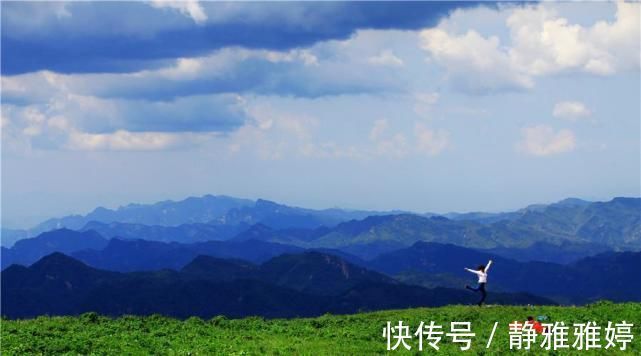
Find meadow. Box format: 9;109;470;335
2;302;640;355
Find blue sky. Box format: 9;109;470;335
1;1;639;228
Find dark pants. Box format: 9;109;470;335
466;283;487;306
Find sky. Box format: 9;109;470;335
1;1;640;228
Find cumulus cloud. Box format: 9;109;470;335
227;107;321;160
420;28;533;93
420;1;640;93
508;1;639;76
367;119;409;158
229;115;450;161
0;30;414;153
368;119;450;159
553;101;591;121
517;125;576;156
369;119;389;141
1;93;249;152
414;123;449;156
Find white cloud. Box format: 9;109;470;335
419;28;533;93
553;101;591;121
375;133;409;158
264;49;319;66
419;1;640;93
517;125;576;156
414;123;449;156
150;0;207;24
369;119;389;141
507;1;639;76
1;98;233;152
368;50;404;67
1;30;414;155
66;130;196;151
2;41;399;104
22;108;46;136
227;107;320;160
367;119;409;158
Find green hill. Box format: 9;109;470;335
3;302;640;355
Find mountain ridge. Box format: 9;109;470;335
1;252;555;319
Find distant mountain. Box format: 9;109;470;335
366;241;641;304
483;241;611;264
1;229;108;269
444;211;521;224
1;252;555;319
244;198;640;254
24;195;404;242
80;221;250;243
180;252;390;296
32;195;254;235
232;223;330;244
393;271;471;290
9;196;639;261
181;255;257;282
493;197;641;249
258;252;395;296
217;199;402;229
442;198;592;224
72;238;304;272
0;228;29;247
565;251;641;303
308;214;492;249
70;238;366;274
336;241;409;260
101;238;628;304
2;253;325;319
1;253;120;317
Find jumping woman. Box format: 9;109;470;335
464;259;492;306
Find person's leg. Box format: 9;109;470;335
478;283;487;306
466;284;480;292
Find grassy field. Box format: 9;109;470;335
2;302;640;355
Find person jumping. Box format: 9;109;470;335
464;259;492;306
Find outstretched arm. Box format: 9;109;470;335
465;268;481;275
485;260;493;273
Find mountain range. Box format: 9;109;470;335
232;197;640;253
1;194;639;319
3;228;639;306
1;252;555;319
368;241;641;304
1;229;108;269
3;195;639;253
2;196;639;269
2;195;405;245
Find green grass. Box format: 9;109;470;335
2;302;640;355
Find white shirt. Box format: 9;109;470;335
465;260;492;283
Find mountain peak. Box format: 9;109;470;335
30;252;90;271
260;251;395;295
255;199;280;207
554;198;591;207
